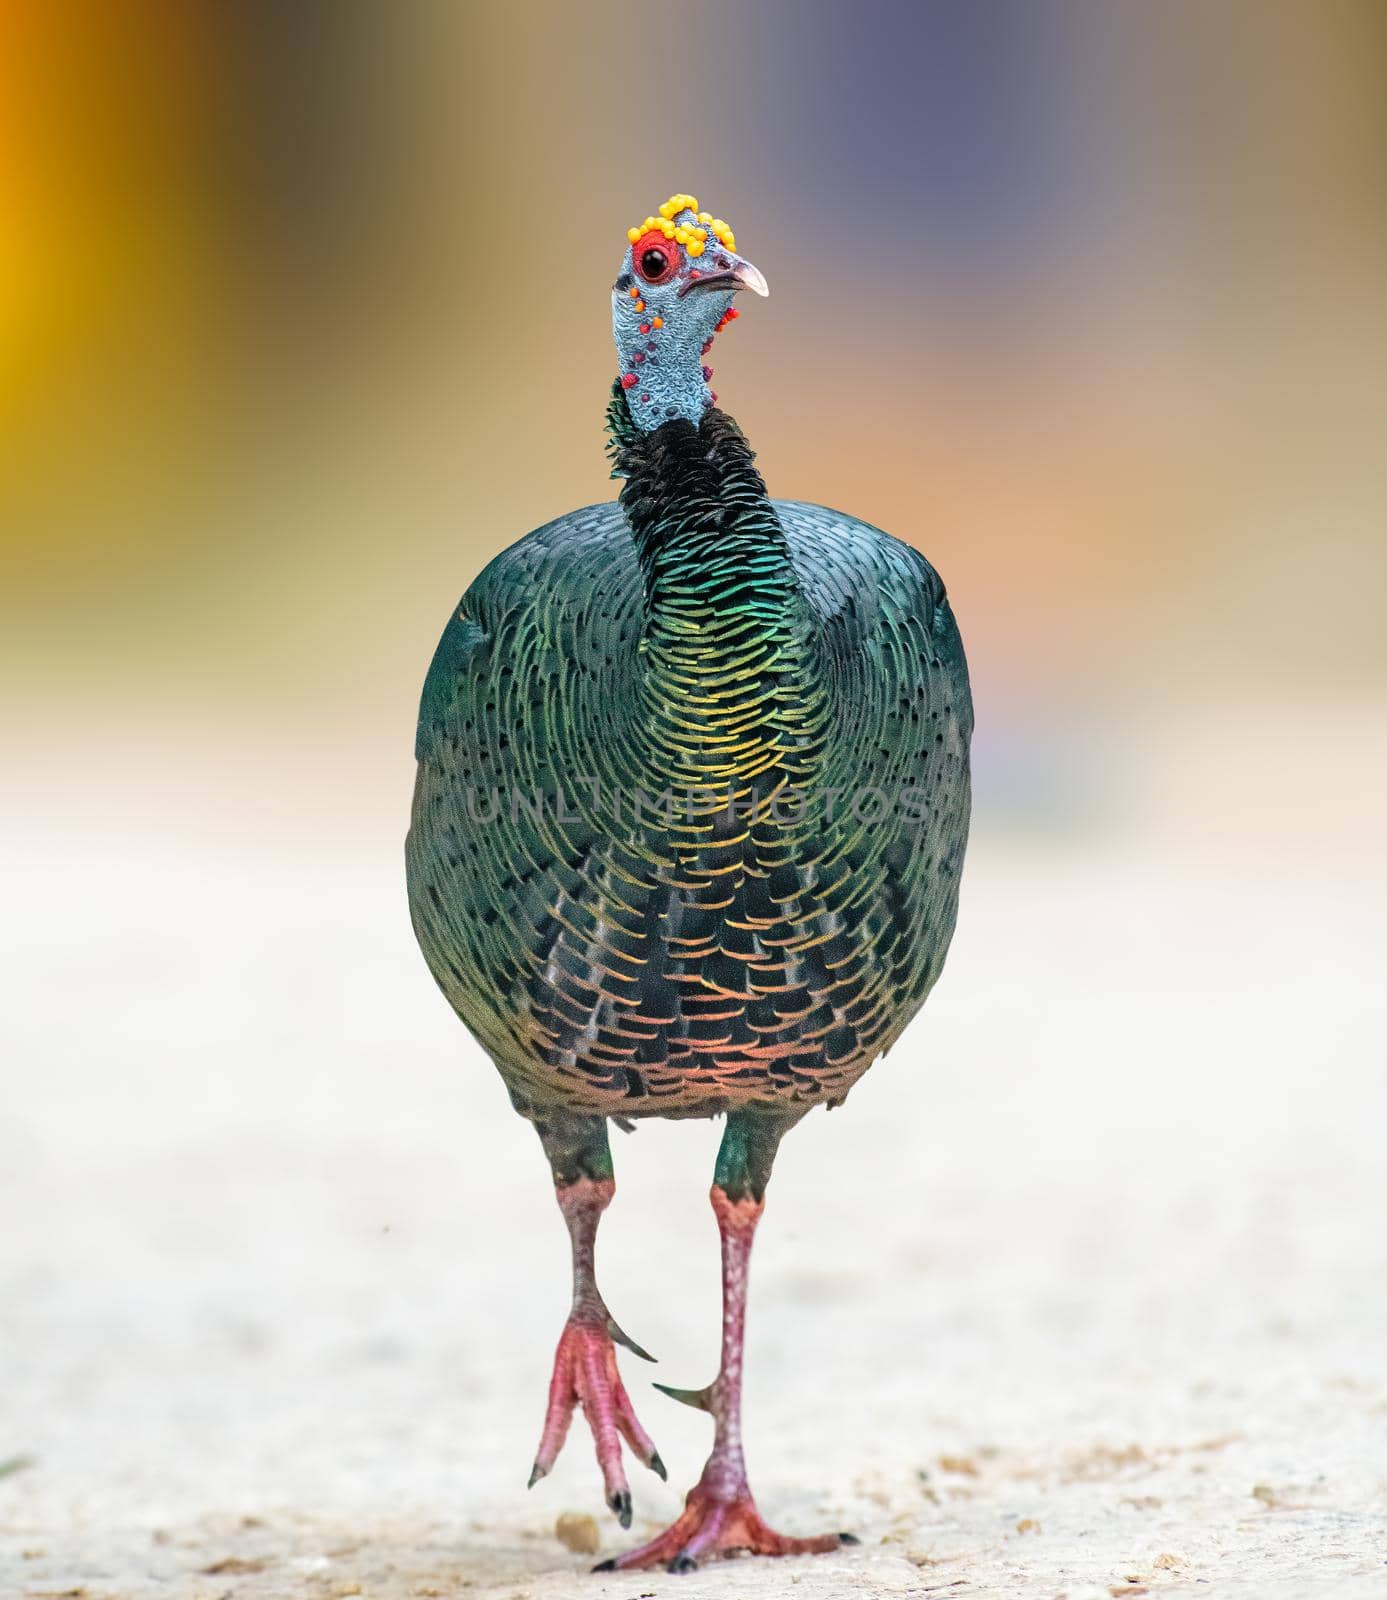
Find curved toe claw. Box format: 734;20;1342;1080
608;1487;633;1529
530;1314;664;1523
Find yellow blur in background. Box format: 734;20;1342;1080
4;0;1384;852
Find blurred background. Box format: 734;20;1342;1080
5;0;1385;829
3;3;1385;1595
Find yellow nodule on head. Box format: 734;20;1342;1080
626;193;735;256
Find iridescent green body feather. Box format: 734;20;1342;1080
407;389;971;1121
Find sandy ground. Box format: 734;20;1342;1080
3;777;1386;1599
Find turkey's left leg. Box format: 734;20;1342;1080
600;1108;855;1572
527;1112;665;1527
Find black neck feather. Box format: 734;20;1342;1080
611;393;800;611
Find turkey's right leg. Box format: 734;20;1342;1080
526;1113;665;1526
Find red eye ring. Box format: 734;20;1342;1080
631;228;679;286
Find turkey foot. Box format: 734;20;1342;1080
528;1312;665;1526
598;1175;855;1569
595;1469;853;1570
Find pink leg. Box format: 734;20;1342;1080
598;1185;856;1572
528;1177;665;1525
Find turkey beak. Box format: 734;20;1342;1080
678;255;770;299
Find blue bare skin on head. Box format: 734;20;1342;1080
612;194;768;430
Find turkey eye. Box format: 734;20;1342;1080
631;227;679;285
